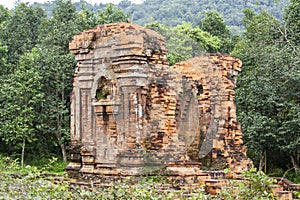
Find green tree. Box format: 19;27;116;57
0;5;10;26
0;48;44;167
147;22;203;65
199;11;230;39
280;0;300;175
96;3;130;24
0;41;8;76
178;22;221;52
37;0;78;162
147;22;221;65
118;0;290;32
284;0;300;45
233;10;282;171
76;3;99;31
0;3;45;66
31;0;290;34
233;8;300;174
76;3;130;31
199;11;236;53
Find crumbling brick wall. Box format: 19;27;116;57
171;55;251;172
66;22;251;177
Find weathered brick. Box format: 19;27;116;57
67;22;252;178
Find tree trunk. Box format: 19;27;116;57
21;138;25;168
264;150;267;173
56;129;67;162
61;87;67;162
259;149;267;173
290;154;299;175
55;86;68;162
60;143;67;162
55;130;67;162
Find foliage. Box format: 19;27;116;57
0;156;76;199
0;5;10;25
76;3;130;31
284;0;300;45
233;6;300;174
147;22;221;65
178;22;221;52
96;3;130;24
0;48;44;166
216;168;276;199
285;171;300;184
199;11;237;53
147;22;198;65
0;157;289;199
100;0;289;35
0;3;45;66
76;3;99;30
35;0;78;163
21;156;69;174
0;156;204;199
27;0;290;35
0;41;8;76
199;11;230;39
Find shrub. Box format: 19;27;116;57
216;168;276;200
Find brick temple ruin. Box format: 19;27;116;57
66;22;252;178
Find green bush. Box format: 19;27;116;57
215;168;276;200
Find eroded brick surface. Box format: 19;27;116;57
66;22;252;177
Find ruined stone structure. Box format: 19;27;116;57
66;22;252;178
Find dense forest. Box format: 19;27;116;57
0;0;299;183
35;0;290;34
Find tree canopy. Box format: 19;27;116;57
33;0;290;35
233;5;300;175
0;0;298;180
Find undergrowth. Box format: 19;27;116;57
0;156;298;199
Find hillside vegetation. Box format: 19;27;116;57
35;0;290;34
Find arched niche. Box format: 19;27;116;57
91;68;117;101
